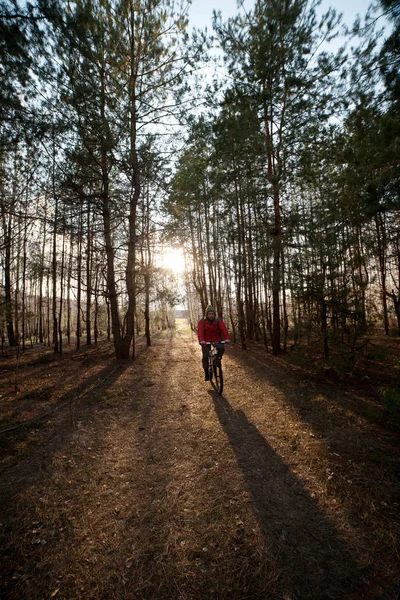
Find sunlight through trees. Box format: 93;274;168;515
0;0;398;359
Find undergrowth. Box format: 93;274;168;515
379;386;400;428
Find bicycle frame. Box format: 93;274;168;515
206;341;225;394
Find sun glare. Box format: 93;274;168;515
162;246;186;274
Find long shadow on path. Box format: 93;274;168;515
0;360;135;598
228;345;398;443
210;390;363;600
0;360;133;495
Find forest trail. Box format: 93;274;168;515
1;322;399;600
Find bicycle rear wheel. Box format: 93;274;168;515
213;357;223;395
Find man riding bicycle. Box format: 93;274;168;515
198;306;231;381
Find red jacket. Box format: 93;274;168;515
197;317;230;344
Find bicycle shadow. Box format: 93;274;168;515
208;390;361;599
209;378;222;395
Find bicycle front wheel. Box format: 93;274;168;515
208;354;213;381
213;357;223;395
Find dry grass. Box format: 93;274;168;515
0;331;399;599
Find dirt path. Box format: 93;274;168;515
1;325;399;599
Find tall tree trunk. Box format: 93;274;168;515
58;225;65;354
144;185;152;347
76;206;83;350
233;159;246;350
223;245;236;343
67;235;73;345
391;232;400;335
46;255;50;346
38;201;47;344
52;195;59;353
2;210;17;345
94;264;99;345
106;296;111;342
321;297;329;360
272;181;281;354
86;200;92;345
14;214;21;345
375;213;389;335
21;206;28;351
281;248;288;353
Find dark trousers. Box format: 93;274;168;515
202;344;225;372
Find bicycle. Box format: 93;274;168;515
206;341;225;395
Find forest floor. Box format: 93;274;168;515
0;320;399;600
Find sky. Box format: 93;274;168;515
187;0;377;34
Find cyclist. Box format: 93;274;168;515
198;306;231;381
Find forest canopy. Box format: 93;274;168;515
0;0;399;359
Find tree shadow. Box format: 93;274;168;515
229;345;395;436
226;347;400;481
0;358;137;599
0;360;132;495
209;390;362;599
